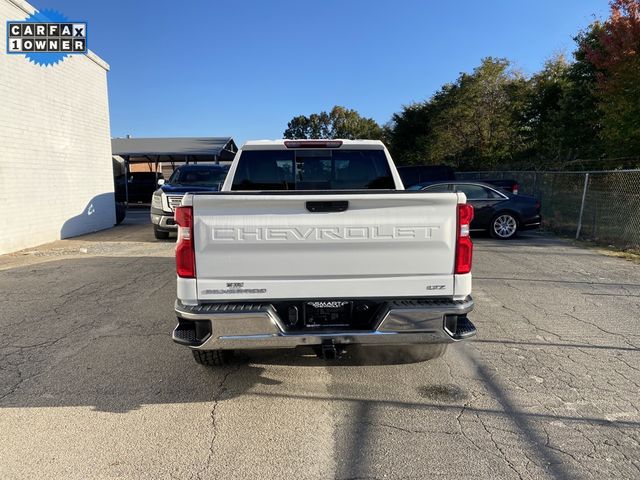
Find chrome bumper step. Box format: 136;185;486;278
173;297;475;350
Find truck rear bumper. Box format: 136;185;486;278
173;297;475;350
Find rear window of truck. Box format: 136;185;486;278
230;149;395;190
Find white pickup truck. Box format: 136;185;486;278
171;139;476;365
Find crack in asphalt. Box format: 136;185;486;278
0;331;169;402
195;364;242;480
500;301;564;343
484;419;526;480
352;419;459;437
565;313;640;347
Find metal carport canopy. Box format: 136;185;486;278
111;137;237;206
111;137;238;163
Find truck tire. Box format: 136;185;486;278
490;213;519;239
192;349;233;366
154;225;170;240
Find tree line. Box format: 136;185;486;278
283;0;640;171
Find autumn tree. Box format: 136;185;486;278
585;0;640;156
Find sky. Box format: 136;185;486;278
34;0;611;146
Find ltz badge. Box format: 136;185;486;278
6;9;87;66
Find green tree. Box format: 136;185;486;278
396;58;526;169
388;51;604;170
283;106;384;140
388;58;529;170
559;34;604;162
519;55;571;162
519;52;602;165
385;101;441;165
283;112;331;139
287;2;640;170
438;58;529;169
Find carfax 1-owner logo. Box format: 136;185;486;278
6;9;86;66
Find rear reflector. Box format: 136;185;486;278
175;206;195;278
284;140;343;149
455;204;474;274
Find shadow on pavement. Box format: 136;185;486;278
63;207;174;244
0;256;256;413
0;252;445;417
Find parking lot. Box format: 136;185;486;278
1;213;639;480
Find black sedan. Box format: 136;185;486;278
408;181;541;239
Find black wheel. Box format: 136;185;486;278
192;349;234;366
154;225;170;240
490;213;519;239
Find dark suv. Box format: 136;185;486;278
150;164;229;239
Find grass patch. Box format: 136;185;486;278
571;238;640;264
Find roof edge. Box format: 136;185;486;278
241;139;386;150
6;0;35;15
244;139;385;145
86;51;109;71
111;137;237;157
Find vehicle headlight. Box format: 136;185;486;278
151;192;163;209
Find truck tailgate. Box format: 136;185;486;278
192;192;459;301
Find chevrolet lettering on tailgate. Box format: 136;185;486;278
211;225;440;242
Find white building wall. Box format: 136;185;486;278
0;0;115;255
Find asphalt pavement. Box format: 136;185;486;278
0;214;638;479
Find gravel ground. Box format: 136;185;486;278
0;216;638;479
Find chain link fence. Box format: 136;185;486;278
456;170;640;250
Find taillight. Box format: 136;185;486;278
455;204;474;274
175;206;195;278
513;183;519;195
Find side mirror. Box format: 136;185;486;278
157;178;165;186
